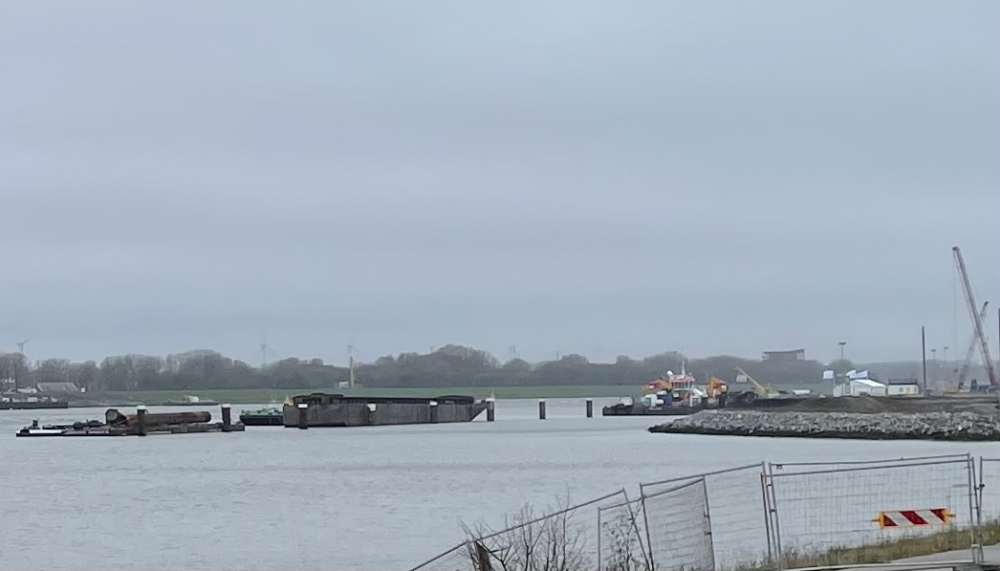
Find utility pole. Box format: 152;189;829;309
347;345;356;388
930;348;937;387
921;326;927;394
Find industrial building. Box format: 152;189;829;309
761;349;806;362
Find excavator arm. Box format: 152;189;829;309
735;367;774;398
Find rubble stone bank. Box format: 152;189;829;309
649;410;1000;441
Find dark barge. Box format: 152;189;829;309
16;407;244;437
284;393;488;428
0;400;69;411
602;402;703;416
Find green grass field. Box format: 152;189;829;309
101;385;639;405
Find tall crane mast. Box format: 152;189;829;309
957;302;989;387
953;246;997;387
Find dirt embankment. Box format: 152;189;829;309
731;394;1000;416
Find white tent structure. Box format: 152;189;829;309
833;378;887;397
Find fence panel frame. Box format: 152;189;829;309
598;493;650;571
641;462;770;571
765;456;978;571
641;476;715;571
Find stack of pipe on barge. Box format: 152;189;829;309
16;406;245;437
285;393;488;428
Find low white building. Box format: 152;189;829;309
886;378;921;396
833;379;887;397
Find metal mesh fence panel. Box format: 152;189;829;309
411;490;630;571
770;453;971;472
979;458;1000;524
641;463;768;571
641;478;714;571
767;457;977;569
598;497;648;571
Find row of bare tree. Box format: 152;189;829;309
0;344;847;393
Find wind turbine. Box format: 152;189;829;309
259;338;271;367
11;338;31;390
15;338;31;354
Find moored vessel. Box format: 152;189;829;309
603;367;729;417
0;399;69;410
284;393;487;427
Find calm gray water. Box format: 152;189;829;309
1;398;996;570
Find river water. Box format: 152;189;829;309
1;398;996;570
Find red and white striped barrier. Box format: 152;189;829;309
875;508;952;529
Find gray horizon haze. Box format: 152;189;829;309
1;1;997;366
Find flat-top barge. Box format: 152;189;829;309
284;393;487;428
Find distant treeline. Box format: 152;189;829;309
0;345;887;392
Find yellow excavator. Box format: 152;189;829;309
706;377;728;398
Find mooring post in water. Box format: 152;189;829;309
366;403;377;426
297;403;308;429
538;399;546;420
136;406;148;436
486;398;495;422
429;400;439;423
221;404;232;432
586;399;593;418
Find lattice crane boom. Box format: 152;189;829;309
953;246;997;387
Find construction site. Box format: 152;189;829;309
610;246;998;422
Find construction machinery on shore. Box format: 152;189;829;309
735;366;780;399
952;246;996;393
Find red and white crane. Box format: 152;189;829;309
953;246;997;389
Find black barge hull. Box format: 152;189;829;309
284;393;487;428
240;414;284;426
0;401;69;410
602;404;702;417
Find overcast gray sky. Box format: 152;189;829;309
0;1;996;365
